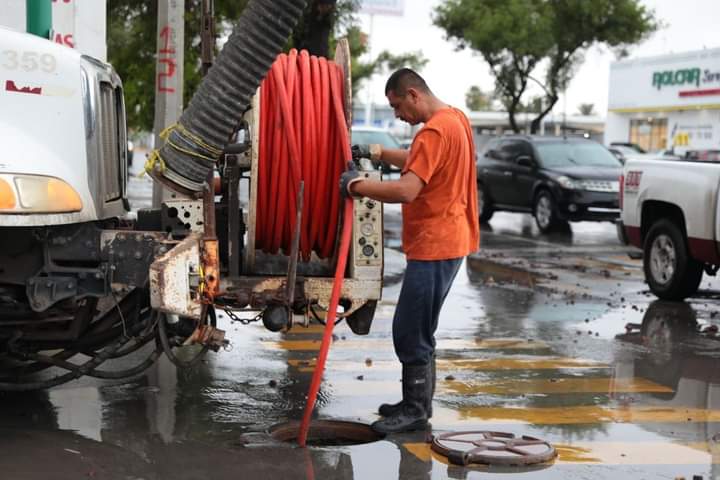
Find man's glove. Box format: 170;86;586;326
339;161;363;199
351;144;383;166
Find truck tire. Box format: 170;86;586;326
533;190;559;233
643;219;703;300
478;183;494;223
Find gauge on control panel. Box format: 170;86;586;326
361;223;375;236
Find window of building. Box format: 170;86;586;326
629;118;667;152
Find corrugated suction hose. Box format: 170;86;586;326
148;0;307;193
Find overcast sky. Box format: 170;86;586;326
357;0;720;117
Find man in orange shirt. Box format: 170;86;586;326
341;68;479;434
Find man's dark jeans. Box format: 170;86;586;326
392;257;463;366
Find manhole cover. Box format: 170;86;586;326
270;420;384;447
432;431;557;466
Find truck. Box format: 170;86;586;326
619;157;720;300
0;0;383;390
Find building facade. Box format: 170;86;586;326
606;48;720;155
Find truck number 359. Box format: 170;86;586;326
2;51;57;73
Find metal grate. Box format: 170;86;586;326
99;83;121;202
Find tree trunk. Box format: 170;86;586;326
507;95;522;133
294;0;337;57
529;95;558;134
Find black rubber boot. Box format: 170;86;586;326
378;371;407;417
371;364;429;434
379;356;436;418
378;398;403;417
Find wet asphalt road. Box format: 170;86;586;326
2;165;720;479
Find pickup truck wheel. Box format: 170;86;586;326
643;220;704;300
534;190;559;233
478;184;494;223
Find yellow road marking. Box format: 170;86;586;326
437;357;608;371
454;405;720;424
439;377;672;395
287;357;609;373
404;441;716;465
322;377;670;396
284;324;328;334
264;337;547;351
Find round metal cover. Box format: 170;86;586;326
431;431;557;466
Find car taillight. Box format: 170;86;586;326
619;174;624;209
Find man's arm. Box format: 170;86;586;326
349;171;424;204
380;148;410;169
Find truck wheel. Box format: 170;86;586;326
478;184;494;223
533;190;558;233
643;219;704;300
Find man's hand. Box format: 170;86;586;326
351;144;383;166
339;161;363;199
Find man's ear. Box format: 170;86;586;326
406;87;419;103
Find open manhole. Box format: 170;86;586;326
432;431;557;466
270;420;384;447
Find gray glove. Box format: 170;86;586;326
339;161;363;199
351;144;383;167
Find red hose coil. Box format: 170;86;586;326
257;49;349;260
258;49;355;447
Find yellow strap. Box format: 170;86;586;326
141;123;222;176
197;263;206;296
139;150;166;177
175;123;223;157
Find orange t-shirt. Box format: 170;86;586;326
401;107;479;260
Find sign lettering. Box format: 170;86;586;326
652;68;701;90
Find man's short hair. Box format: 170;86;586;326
385;68;430;96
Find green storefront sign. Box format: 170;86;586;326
652;68;701;90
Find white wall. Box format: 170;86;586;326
604;112;631;145
0;1;26;31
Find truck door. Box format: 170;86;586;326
716;176;720;259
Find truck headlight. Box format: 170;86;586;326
0;179;16;209
0;175;82;213
555;175;581;190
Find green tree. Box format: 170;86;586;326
108;1;249;132
578;103;596;115
433;0;658;133
109;0;426;131
465;85;495;111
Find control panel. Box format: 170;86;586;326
350;170;383;280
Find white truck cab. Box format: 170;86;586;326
1;26;128;226
620;157;720;300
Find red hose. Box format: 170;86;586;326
257;49;347;260
257;50;355;446
298;197;353;447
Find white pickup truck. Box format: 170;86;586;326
620;157;720;300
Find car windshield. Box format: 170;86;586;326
351;129;401;148
536;142;621;168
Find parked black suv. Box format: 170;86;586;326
476;136;622;232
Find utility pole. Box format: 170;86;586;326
152;0;185;207
200;0;215;76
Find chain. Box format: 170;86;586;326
223;308;263;325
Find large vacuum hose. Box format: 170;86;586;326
149;0;307;193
